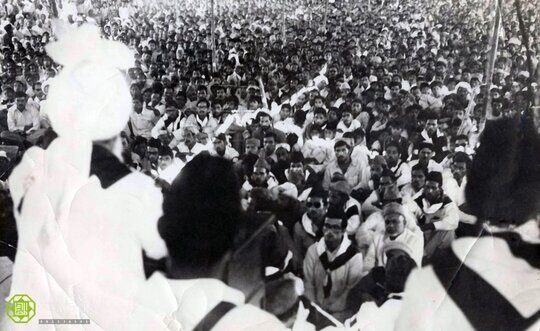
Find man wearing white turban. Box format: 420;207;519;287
3;23;166;330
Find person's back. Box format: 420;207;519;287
130;154;288;331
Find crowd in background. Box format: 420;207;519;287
0;0;539;328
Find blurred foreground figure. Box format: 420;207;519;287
396;115;540;330
3;24;166;330
130;154;297;330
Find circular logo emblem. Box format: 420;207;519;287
6;294;36;323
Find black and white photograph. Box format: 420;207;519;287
0;0;539;329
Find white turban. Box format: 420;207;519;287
44;23;134;141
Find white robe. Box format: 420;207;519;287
129;273;287;331
3;138;166;330
396;222;540;331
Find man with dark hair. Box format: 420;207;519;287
250;111;287;143
323;139;370;191
348;254;417;330
210;133;239;162
1;91;41;146
182;98;219;138
408;141;444;173
263;131;278;163
294;188;328;259
401;164;428;200
385;140;411;188
132;154;286;330
414;111;448;163
303;206;363;321
443;151;471;205
409;171;459;264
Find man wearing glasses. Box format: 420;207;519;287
294;188;328;259
303;207;364;322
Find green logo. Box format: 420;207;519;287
6;294;36;323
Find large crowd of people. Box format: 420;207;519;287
0;0;539;330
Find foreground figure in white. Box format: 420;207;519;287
2;24;166;330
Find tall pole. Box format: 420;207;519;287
323;0;328;32
210;0;216;73
482;0;502;119
282;0;286;42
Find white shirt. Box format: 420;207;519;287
130;108;157;138
7;103;40;133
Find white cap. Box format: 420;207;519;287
44;23;134;141
508;37;521;46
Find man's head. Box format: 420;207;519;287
213;133;227;155
245;138;260;155
158;146;174;170
313;107;327;126
252;164;269;186
14;91;27;111
323;207;347;250
384;141;401;167
423;171;443;203
182;129;196;147
306;189;328;224
158;154;241;274
334;140;351;164
341;108;354;125
424;111;439;135
451;152;470;182
258;112;273;130
147;138;162;164
379;168;397;195
418;142;435;164
263;132;277;155
196;99;210;118
279;104;292;120
383;202;407;237
385;254;417;294
411;164;428;191
329;178;351;207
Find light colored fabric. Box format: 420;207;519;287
323;160;370;191
6;141;166;330
303;237;363;315
396;233;540;331
129;273;287;331
366;228;424;267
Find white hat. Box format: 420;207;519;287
508;37;521;46
44;23;134;141
340;82;351;90
273;182;298;199
455;81;472;93
276;143;291;152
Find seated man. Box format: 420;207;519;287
303;207;364;322
401;164;428;200
323;139;370;192
366;202;424;268
408;171;459;265
241;156;279;200
130;154;286;330
294;188;328;259
384;140;411;189
328;176;363;237
209;133;239;162
1;91;43;147
346;253;417;331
